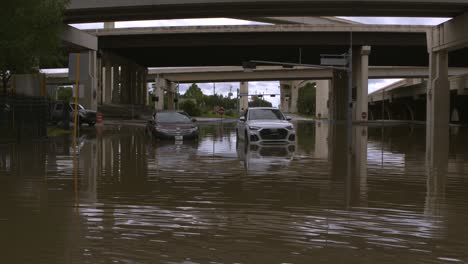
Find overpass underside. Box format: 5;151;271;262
94;28;468;68
65;0;468;23
369;90;468;124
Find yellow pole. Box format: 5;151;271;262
73;54;80;202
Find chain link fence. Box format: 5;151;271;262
0;95;48;142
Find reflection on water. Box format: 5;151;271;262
1;122;468;263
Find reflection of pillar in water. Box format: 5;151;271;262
352;125;368;207
79;139;98;203
111;136;121;183
314;121;329;159
120;134;148;186
328;124;351;206
329;124;349;180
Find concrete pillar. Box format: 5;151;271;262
111;65;120;104
353;46;371;122
279;81;291;113
120;64;130;104
352;125;368;206
154;76;165;111
103;62;112;104
290;81;299;113
240;81;249;112
130;66;137;105
97;56;103;105
329;70;349;121
104;22;115;29
315;80;330;119
69;51;98;110
314;121;329;159
135;70;141;105
82;51;98;110
426;50;450;167
167;81;176;110
142;69;148;105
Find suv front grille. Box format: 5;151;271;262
259;128;288;140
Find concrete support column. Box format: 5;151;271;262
111;65;120;104
239;81;249;112
352;125;368;206
120;64;128;104
167;82;176;110
154;76;165;111
135;70;141;105
70;50;98;111
290;81;299;113
353;46;371;122
142;69;148;105
426;50;450;165
355;46;371;121
97;56;103;105
104;22;115;29
315;80;330;119
314;121;329;159
329;70;348;121
279;81;291;113
131;66;138;105
103;61;112;104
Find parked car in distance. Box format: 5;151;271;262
237;107;295;144
146;111;199;140
50;101;97;126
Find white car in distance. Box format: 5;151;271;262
237;107;296;144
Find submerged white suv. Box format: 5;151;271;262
237;107;296;144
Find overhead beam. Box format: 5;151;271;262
45;66;468;85
431;12;468;52
61;25;98;51
65;0;468;23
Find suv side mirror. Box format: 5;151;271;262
191;118;197;122
239;116;246;122
286;116;292;121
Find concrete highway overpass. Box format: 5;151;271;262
90;25;468;68
367;74;468;122
45;66;468;85
65;0;468;23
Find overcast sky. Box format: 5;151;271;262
69;17;451;107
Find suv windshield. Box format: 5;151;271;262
157;112;191;123
249;109;285;121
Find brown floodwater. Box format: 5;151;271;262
0;121;467;264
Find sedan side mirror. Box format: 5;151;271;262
191;118;197;122
286;116;292;121
239;116;246;122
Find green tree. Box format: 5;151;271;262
249;96;272;107
0;0;69;94
297;82;316;115
183;83;204;103
180;99;202;117
57;86;73;102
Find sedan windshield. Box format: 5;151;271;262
249;109;285;121
157;112;191;123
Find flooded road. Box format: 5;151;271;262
1;122;467;263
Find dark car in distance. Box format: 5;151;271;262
146;111;199;140
50;101;97;126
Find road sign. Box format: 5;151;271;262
217;107;225;116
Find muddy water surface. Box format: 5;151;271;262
0;122;467;263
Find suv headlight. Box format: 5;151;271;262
286;125;294;130
249;126;261;130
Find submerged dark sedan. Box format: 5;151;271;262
146;111;199;140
